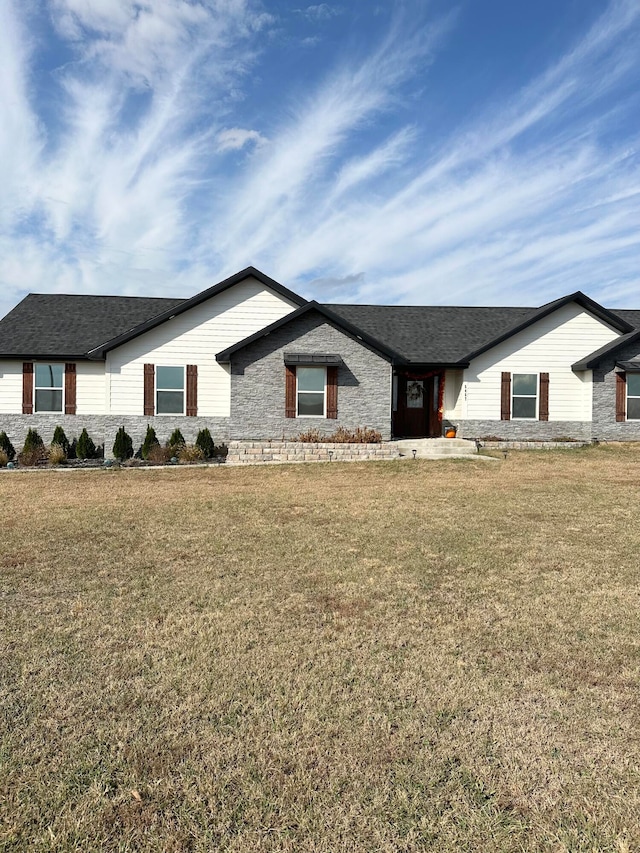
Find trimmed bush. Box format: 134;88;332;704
0;431;15;461
195;428;215;459
18;429;47;466
52;426;70;456
0;449;8;467
76;428;97;460
23;428;44;453
112;426;134;461
167;428;186;451
141;425;159;460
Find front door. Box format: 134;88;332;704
392;374;441;437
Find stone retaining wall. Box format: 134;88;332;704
225;440;399;465
479;440;591;450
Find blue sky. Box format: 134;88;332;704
1;0;639;320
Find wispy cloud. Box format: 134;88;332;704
0;0;639;322
216;127;268;152
295;4;343;23
207;1;640;309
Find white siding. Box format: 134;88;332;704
108;277;298;416
77;362;106;414
0;360;106;415
463;303;619;421
443;369;464;419
0;361;23;414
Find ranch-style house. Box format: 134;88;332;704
1;266;640;451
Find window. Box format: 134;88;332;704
512;373;537;419
406;380;424;409
35;363;63;412
156;366;185;414
297;366;326;416
627;373;640;419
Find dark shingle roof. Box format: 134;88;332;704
0;294;184;358
323;304;538;363
2;276;640;366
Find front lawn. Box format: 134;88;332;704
1;446;639;851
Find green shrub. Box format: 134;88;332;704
112;426;134;461
18;429;47;466
167;428;186;451
52;426;70;456
23;428;44;453
195;428;215;458
141;425;159;460
76;428;97;460
0;431;15;461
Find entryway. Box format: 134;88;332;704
392;371;444;438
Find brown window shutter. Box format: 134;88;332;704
22;362;34;414
186;365;198;416
326;366;338;419
285;365;296;418
500;372;511;420
144;364;155;416
64;363;77;414
616;372;626;422
539;372;549;421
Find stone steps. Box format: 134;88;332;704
393;437;481;459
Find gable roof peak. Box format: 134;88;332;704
87;266;307;358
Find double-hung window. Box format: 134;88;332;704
512;373;537;419
627;373;640;420
297;366;326;416
156;366;185;415
35;363;64;412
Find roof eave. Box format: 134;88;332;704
396;361;470;370
0;352;97;361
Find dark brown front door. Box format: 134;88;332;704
393;374;441;437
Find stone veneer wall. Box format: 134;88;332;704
456;420;592;441
0;414;231;457
592;339;640;441
229;312;393;440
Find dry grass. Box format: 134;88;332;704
1;444;640;852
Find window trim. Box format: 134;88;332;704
511;372;538;420
296;365;327;418
34;362;64;413
626;372;640;420
155;365;186;416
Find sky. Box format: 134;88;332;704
0;0;639;320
